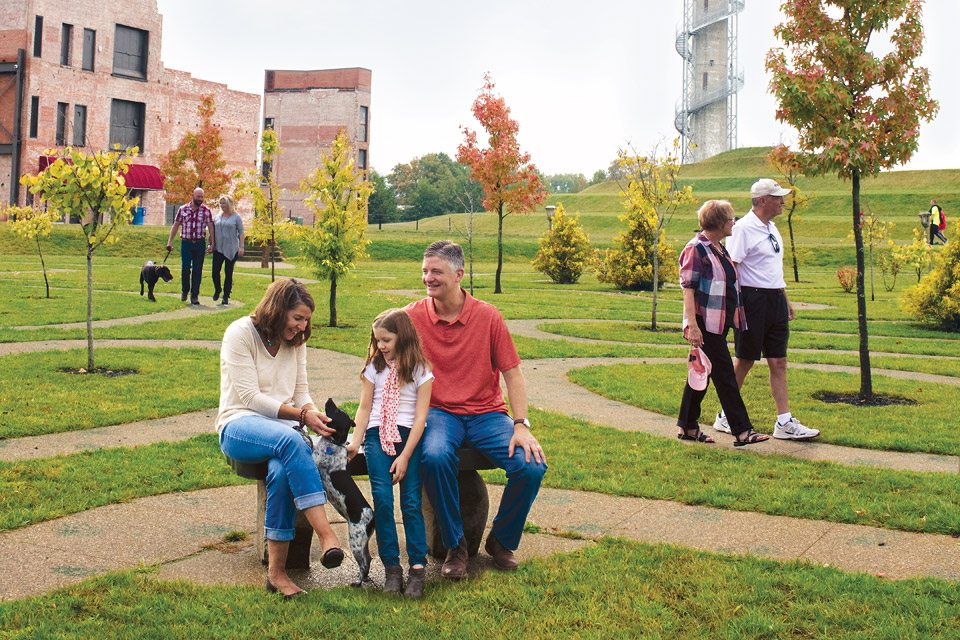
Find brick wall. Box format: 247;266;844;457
1;0;260;225
264;68;371;224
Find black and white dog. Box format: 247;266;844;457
139;261;173;302
308;398;375;586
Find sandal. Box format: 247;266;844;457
677;429;714;443
733;429;770;447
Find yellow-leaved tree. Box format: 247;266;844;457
235;129;292;281
596;139;695;329
298;129;373;327
532;204;590;284
21;147;140;369
7;204;61;298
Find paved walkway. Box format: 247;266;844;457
2;321;960;600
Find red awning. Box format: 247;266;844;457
38;156;165;191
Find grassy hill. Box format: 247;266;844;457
4;146;956;267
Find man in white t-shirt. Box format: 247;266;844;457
713;179;820;440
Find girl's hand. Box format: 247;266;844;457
684;325;703;348
390;456;409;485
304;410;334;437
345;442;361;461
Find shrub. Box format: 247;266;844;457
593;207;677;290
836;266;856;293
532;204;591;284
875;247;902;292
902;222;960;331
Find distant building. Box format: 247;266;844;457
674;0;744;163
0;0;261;224
263;68;371;224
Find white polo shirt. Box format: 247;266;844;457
726;210;787;289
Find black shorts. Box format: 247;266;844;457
734;287;789;361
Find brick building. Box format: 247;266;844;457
263;68;371;224
0;0;261;224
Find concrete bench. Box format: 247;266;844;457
225;446;496;568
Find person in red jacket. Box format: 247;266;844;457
930;200;948;245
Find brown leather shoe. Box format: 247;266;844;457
484;533;519;571
441;537;468;580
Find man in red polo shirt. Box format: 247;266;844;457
166;187;215;305
405;240;546;580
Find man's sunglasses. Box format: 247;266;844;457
769;233;780;253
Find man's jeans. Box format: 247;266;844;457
219;415;326;541
180;239;206;300
364;426;427;566
421;408;546;551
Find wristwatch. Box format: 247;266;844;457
513;418;531;428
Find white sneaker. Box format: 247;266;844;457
773;416;820;440
712;411;731;434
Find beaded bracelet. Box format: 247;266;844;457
299;406;308;429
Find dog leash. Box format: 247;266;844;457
161;248;171;266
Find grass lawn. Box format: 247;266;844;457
1;538;958;639
0;348;219;439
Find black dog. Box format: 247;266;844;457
140;261;173;302
308;398;375;586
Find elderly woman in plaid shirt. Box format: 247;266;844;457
677;200;769;447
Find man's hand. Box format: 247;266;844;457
787;299;795;321
166;243;173;252
206;244;214;255
508;425;545;465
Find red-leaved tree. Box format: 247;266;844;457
159;94;233;205
766;0;938;400
457;74;547;294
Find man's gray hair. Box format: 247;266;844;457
423;240;465;271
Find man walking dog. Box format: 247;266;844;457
167;187;215;305
713;179;820;441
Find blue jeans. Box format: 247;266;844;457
421;409;547;550
219;415;326;541
365;426;427;567
180;239;206;300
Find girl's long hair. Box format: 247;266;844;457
364;308;430;384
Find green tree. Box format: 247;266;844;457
367;169;398;228
766;0;938;400
7;204;61;298
298;128;373;327
532;204;591;284
159;94;232;205
589;169;607;186
546;173;588;194
457;73;547;294
21;147;140;369
609;140;695;329
893;228;935;283
846;208;892;302
902;222;960;331
235;130;291;281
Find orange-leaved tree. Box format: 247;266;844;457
457;73;547;294
766;0;938;400
159;94;233;205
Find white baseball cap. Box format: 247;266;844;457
751;178;791;198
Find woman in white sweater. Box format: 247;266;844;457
217;278;342;598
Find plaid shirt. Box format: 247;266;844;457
679;233;747;335
175;203;213;241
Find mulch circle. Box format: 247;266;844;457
813;391;917;407
58;367;138;377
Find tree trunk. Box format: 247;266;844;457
852;169;872;399
38;237;50;298
468;211;475;296
495;203;504;294
788;206;800;283
329;273;338;328
270;229;276;282
86;249;95;370
261;240;269;270
651;225;659;330
869;242;875;302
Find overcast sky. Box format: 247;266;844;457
156;0;957;176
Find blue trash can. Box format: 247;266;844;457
133;206;145;225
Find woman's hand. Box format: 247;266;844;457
303;410;334;437
684;325;703;348
390;455;409;485
345;442;361;461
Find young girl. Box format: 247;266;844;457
347;308;433;598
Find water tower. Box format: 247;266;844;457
675;0;744;163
